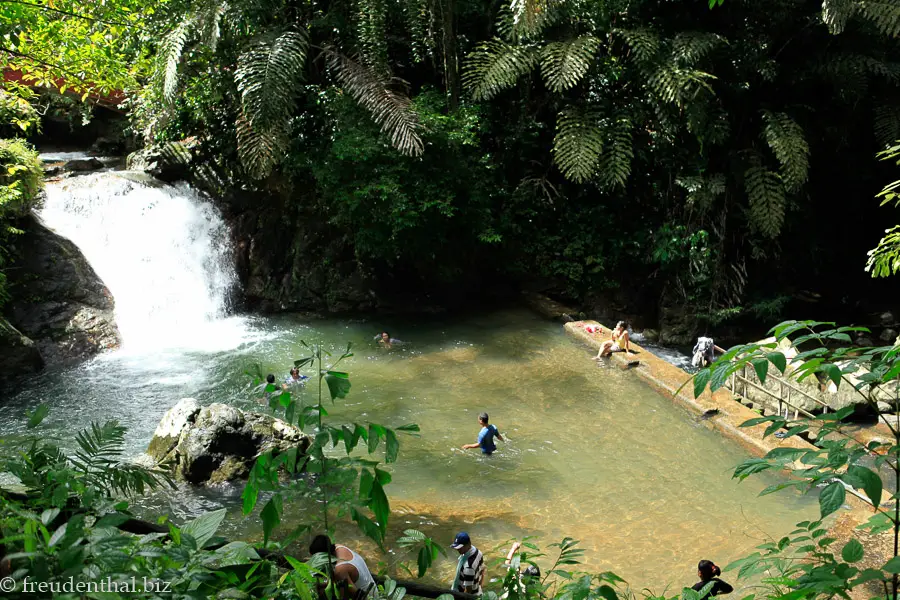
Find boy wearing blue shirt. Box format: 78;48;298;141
462;412;504;455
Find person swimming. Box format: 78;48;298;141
374;331;403;349
283;367;309;389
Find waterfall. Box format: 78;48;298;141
38;171;252;352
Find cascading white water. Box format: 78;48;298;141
39;171;253;352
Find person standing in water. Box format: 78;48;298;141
462;412;504;455
309;534;375;600
283;367;309;389
450;532;485;596
691;560;733;599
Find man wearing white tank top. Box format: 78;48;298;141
309;534;376;600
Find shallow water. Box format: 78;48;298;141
1;309;816;591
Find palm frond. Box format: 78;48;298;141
552;105;604;183
236;115;289;179
867;224;900;277
539;36;600;93
235;30;309;130
463;38;539;100
160;20;191;102
597;112;633;189
613;28;660;64
677;173;726;214
328;51;424;156
761;110;809;193
744;166;786;238
823;0;856;34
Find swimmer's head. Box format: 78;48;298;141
523;565;541;580
381;332;390;340
290;367;299;378
266;373;275;384
479;412;489;425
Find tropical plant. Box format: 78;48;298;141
867;142;900;278
690;319;900;600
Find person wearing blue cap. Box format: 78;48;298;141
450;532;485;596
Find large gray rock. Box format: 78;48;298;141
63;158;104;172
0;320;44;384
126;139;198;183
147;400;309;485
4;215;120;369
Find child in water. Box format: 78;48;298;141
461;412;504;455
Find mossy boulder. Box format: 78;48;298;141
147;399;309;485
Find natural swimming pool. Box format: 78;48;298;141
1;308;817;591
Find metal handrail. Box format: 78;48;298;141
730;373;818;419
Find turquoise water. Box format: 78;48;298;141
0;309;817;591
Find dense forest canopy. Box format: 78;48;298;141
3;0;900;334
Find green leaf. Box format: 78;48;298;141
822;363;843;387
693;368;711;397
396;423;420;433
847;465;883;508
261;496;282;545
26;403;50;428
370;480;390;535
351;508;384;545
182;508;227;549
360;468;375;501
841;538;864;563
767;352;787;374
819;481;846;518
385;429;399;463
733;458;772;480
325;371;351;401
884;555;900;573
752;359;769;383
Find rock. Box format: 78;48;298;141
854;334;875;347
0;320;44;385
641;328;660;343
147;398;201;461
880;328;898;343
658;305;698;346
127;139;198;182
63;157;104;172
880;311;896;327
43;165;62;177
147;401;309;485
877;401;895;413
90;136;124;155
4;215;120;369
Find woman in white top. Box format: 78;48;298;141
309;534;375;600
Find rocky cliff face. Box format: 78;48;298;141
2;214;120;382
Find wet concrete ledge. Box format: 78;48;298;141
564;320;815;458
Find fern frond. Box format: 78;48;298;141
677;173;726;214
463;38;539;100
875;103;900;149
822;0;856;34
328;51;424;156
597;112;633;189
160;20;191;102
761;110;809;193
510;0;558;40
744;166;786;238
235;30;308;130
613;28;660;64
859;0;900;37
552;105;604;183
671;32;725;66
357;0;389;73
196;0;228;52
648;65;716;107
236;115;288;179
539;36;600;92
816;53;900;84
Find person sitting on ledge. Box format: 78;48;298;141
593;321;632;359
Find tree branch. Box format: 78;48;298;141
0;0;136;27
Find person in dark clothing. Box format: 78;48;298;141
691;560;733;599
